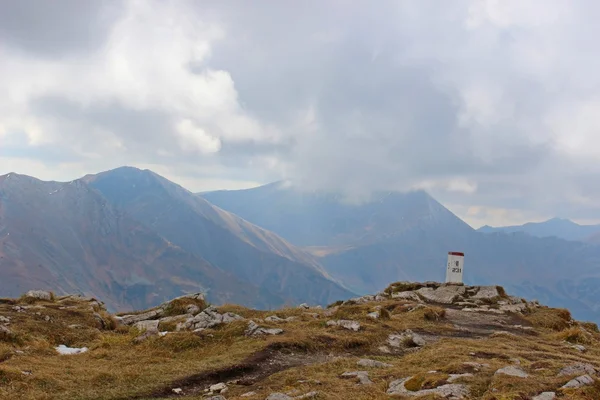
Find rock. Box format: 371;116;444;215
387;330;426;348
357;359;392;368
245;320;284;336
55;345;88;355
159;314;193;324
134;320;160;333
206;396;226;400
391;291;421;301
558;362;596;376
472;286;501;300
448;373;473;382
172;388;183;394
266;394;292;400
499;303;527;313
210;382;227;393
298;303;310;309
367;311;379;319
561;374;594;389
303;313;320;319
0;325;13;339
326;320;361;331
416;285;466;304
532;393;556;400
265;315;297;323
572;344;587;352
340;371;373;385
25;290;53;301
240;391;256;397
179;307;243;331
133;330;158;343
387;377;469;398
495;365;529;378
0;316;10;323
185;304;201;315
295;391;319;399
119;309;163;325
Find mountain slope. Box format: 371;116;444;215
84;168;354;306
478;218;600;242
0;173;280;311
201;183;600;322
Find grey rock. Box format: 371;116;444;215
240;391;257;397
561;374;594;389
266;394;292;400
391;291;421;301
159;314;193;324
265;315;297;323
472;286;501;300
416;285;466;304
0;316;10;323
134;320;160;333
572;344;587;352
245;320;284;336
119;309;163;325
326;319;361;331
295;391;318;399
367;311;379;319
558;362;596;376
185;304;201;315
448;373;473;382
25;290;53;301
340;371;373;385
532;393;556;400
495;365;529;378
0;325;13;338
179;307;243;331
387;330;426;348
298;303;310;309
387;377;468;398
209;382;227;392
357;359;392;368
206;396;227;400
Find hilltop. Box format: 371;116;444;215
1;283;600;399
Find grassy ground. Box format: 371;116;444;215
1;292;599;399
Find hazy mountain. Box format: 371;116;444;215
202;183;600;322
84;168;353;306
478;217;600;242
0;173;281;311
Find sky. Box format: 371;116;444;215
1;0;600;228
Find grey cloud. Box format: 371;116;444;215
0;0;121;57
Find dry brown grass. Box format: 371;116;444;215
162;297;207;317
525;307;573;331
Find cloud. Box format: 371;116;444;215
1;0;600;223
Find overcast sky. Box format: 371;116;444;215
1;0;600;228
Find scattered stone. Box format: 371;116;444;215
245;320;284;336
185;304;201;315
448;373;473;382
561;374;594;389
172;388;183;394
295;391;319;399
134;320;160;333
55;345;88;355
558;362;596;376
240;391;256;397
391;291;421;301
210;382;227;393
206;396;226;400
416;285;466;304
495;366;529;378
572;344;587;352
326;320;361;331
178;307;243;331
387;330;426;348
357;359;392;368
500;303;528;313
265;315;297;323
387;377;469;398
463;362;490;371
472;286;501;300
0;316;10;323
159;314;193;324
532;393;556;400
298;303;310;309
0;325;13;339
367;311;379;319
266;394;292;400
118;309;163;325
21;370;32;376
340;371;373;385
24;290;53;301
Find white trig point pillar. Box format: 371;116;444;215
446;251;465;283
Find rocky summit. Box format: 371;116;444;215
1;282;600;399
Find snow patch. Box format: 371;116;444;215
56;345;88;355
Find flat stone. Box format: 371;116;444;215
558;363;596;376
266;394;292;400
499;303;527;313
495;366;529;378
357;359;392;368
561;374;594;388
367;311;379;319
295;391;319;399
159;314;193;324
532;393;556;400
24;290;53;301
387;329;426;348
417;286;466;304
340;371;373;385
391;291;421;301
240;392;257;397
472;286;501;300
448;373;473;382
326;319;361;331
387;377;468;398
209;382;227;392
133;320;160;333
119;309;163;325
572;344;587;352
245;320;284;336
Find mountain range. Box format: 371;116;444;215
2;168;600;323
0;169;353;311
478;218;600;243
203;182;600;323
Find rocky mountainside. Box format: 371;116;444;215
478;218;600;242
1;283;599;399
0;173;279;311
201;183;600;323
83;167;353;307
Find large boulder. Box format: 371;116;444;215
416;286;465;304
178;307;243;331
117;309;164;326
24;290;53;301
